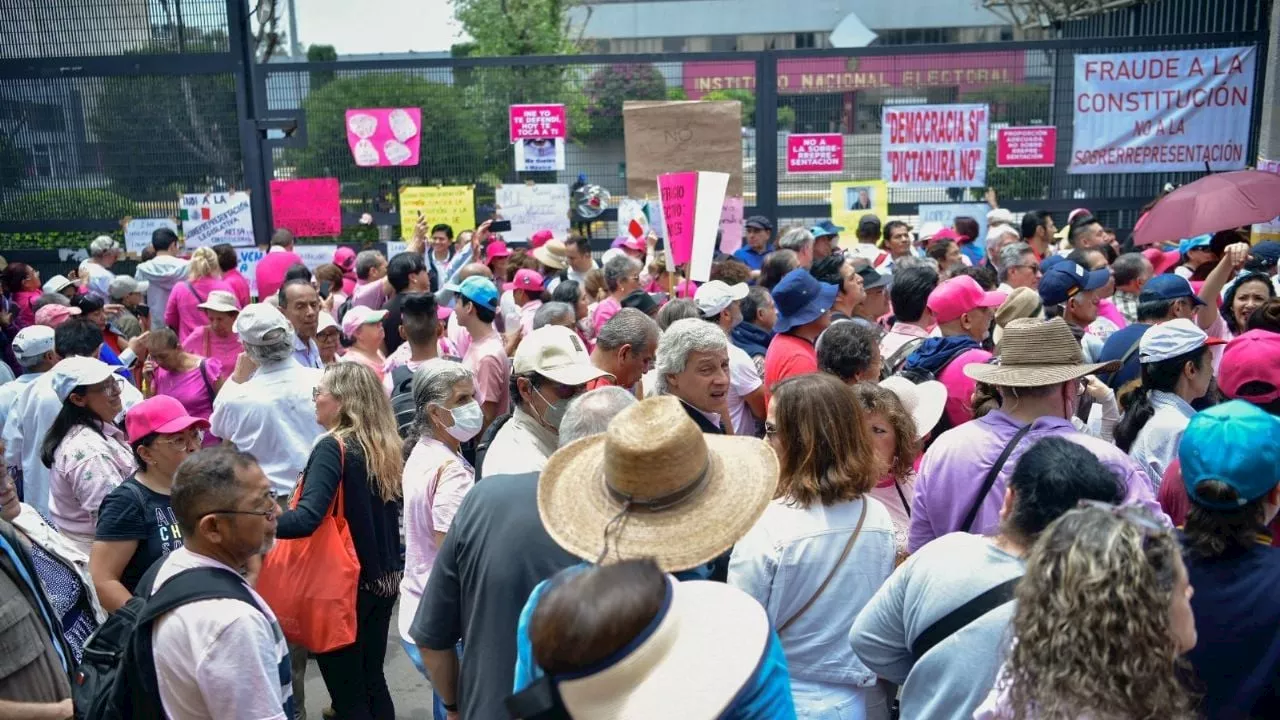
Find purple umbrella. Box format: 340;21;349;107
1132;169;1280;246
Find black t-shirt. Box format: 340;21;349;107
382;294;406;356
94;477;184;592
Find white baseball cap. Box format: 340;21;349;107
12;325;55;360
694;280;748;318
233;303;294;346
513;325;612;386
49;356;117;402
317;311;339;335
1139;318;1227;364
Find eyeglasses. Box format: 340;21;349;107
764;421;778;439
208;503;280;521
312;386;329;400
85;379;122;397
157;430;204;448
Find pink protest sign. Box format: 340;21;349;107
345;108;421;167
509;104;567;143
997;126;1057;167
786;134;844;174
270;178;341;238
658;172;698;266
718;197;744;254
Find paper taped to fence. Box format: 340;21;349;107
237;247;265;296
514;138;565;172
623;101;743;198
399;186;476;240
719;197;744;255
345;108;422;167
125;218;177;255
270;178;341;238
494;184;570;244
180;192;255;248
881;104;989;187
1069;47;1255;174
830;180;888;232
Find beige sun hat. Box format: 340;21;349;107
992;287;1045;346
538;395;778;572
966;317;1120;387
533;238;568;270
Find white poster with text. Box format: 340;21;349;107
1069;46;1255;174
494;184;570;244
881;104;988;188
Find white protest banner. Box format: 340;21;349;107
180;192;255;248
294;245;338;272
125;218;177;255
1069;47;1255;174
237;247;265;298
494;184;570;243
514;138;566;172
690;172;729;283
882;104;988;188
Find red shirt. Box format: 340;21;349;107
254;250;303;301
763;333;817;403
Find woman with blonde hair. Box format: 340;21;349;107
730;372;896;719
276;362;404;720
976;502;1197;720
163;246;233;342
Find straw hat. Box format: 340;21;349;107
965;317;1119;387
538;396;778;572
992;287;1044;346
533;238;568;270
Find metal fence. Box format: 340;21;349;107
0;0;1273;251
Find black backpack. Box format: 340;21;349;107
73;564;262;720
390;364;417;439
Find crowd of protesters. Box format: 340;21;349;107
0;203;1278;720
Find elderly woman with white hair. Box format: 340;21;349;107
397;359;480;681
778;226;816;269
590;254;642;338
655;317;733;434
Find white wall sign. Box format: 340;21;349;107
494;184;570;244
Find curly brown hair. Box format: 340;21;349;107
852;383;917;480
1001;504;1196;720
772;374;883;508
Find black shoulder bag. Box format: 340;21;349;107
959;424;1034;533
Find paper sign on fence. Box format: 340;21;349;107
1252;157;1280;243
345;108;422;167
270;179;341;238
691;172;729;283
882;104;989;187
180;192;255;248
237;247;265;297
125;218;177;255
494;184;570;243
658;173;698;266
830;180;888;232
509;104;567;143
917;203;989;261
718;197;744;255
399;186;476;240
786;134;844;174
514;138;566;172
293;245;339;272
1069;47;1255;174
996;126;1057;167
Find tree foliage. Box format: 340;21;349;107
702;89;795;130
580;63;668;140
0;133;26;190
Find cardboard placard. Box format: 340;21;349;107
623;101;743;199
180;192;255;248
125;218;178;255
345;108;422;167
270;179;341;238
494;184;570;244
830;180;888;232
399;186;476;240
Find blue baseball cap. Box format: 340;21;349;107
771;269;838;334
1181;400;1280;509
1138;274;1205;306
1178;234;1212;256
810;220;845;238
1040;254;1069;273
445;275;499;312
1038;261;1110;306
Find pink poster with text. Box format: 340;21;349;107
997;126;1057;167
509;104;567;142
658;172;698;266
270;178;341;237
345;108;421;167
787;134;844;174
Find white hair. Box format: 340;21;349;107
89;235;118;258
533;301;576;330
108;274;139;300
603;254;641;292
653;318;728;395
558;386;637;447
777;226;814;253
997;242;1034;282
243;328;295;365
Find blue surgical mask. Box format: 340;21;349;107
443;400;483;442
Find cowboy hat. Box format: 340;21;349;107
538;396;777;572
965;317;1120;387
880;376;946;440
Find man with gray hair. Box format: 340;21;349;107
590;308;659;395
532;301;576;332
80;235;121;301
107;275;148;340
355;249;388;288
997;242;1041;294
557;386;638;446
654;317;731;434
777;226;815;269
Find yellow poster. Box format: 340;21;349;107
830;180;888;232
399;186;476;239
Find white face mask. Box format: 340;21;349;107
441;400;483;442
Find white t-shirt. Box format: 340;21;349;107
152;547;292;720
727;343;763;437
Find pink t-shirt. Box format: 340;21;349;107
352;280;388;310
938;347;992;428
519;300;543;338
1096;298;1128;332
223;268;252;307
14;290;40;326
591;296;621;337
154;358;224;446
164;277;234;344
182;326;243;382
447;313;472;358
254;250;303;301
339;350;386;382
463;332;510;416
396;436;475;642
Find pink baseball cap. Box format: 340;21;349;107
125;395;210;444
530;230;554;249
504;268;545;293
621;236;646;253
927;227;968;245
1219;330;1280;404
333;246;356;271
485;241;511;263
34;304;81;328
928;276;1008;325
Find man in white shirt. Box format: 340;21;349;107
564;235;599;285
0;327;58;486
694;280;764;436
210;303;323;501
153;446;294;720
279;280;323;369
134;228;190;330
79;235;121;302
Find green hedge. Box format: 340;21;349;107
0;189;139;222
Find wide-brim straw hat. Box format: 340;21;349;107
533;239;568;270
966;317;1120;387
538;396;778;572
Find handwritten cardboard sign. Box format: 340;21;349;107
882;104;989;187
623;101;743;198
658;173;698;266
786;134;844;174
270;178;341;238
997;126;1057;167
345;108;422;167
399;186;476;240
125;218;178;255
509;104;567;142
718;197;744;254
180;192;255;248
494;184;570;244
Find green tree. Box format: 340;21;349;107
580;63;668;140
0;132;26;190
702;89;795;130
960;84;1051;126
307;44;338;92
